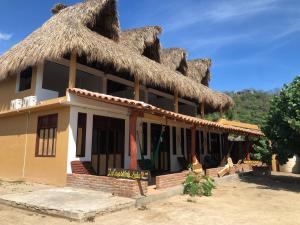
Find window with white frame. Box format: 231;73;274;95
18;67;33;92
42;61;69;97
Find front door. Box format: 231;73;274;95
151;124;170;173
91;115;125;176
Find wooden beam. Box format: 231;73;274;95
68;50;77;88
129;111;138;170
134;77;140;101
174;90;179;113
200;102;205;118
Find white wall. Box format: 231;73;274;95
66;94;130;174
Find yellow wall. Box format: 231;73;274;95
0;106;70;186
0;68;37;112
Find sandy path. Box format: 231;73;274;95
0;174;299;225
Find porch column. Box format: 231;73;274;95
134;77;140;101
174;90;179;113
200;102;205;118
129;110;138;169
191;126;196;162
68;50;77;88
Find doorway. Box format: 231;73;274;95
151;124;170;173
91;115;125;176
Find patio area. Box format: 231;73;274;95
0;187;135;221
0;172;299;224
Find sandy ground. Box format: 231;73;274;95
0;179;50;195
0;173;299;225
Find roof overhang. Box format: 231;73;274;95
68;88;264;137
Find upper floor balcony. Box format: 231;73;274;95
1;57;201;118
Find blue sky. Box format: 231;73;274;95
0;0;299;91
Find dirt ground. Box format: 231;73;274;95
0;179;49;195
0;173;299;225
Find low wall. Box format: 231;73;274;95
156;171;188;189
205;167;236;177
206;164;254;178
67;174;148;198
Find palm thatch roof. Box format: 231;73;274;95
0;0;233;112
120;26;162;62
160;48;188;75
187;59;212;86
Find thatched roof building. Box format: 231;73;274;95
160;48;188;75
0;0;233;113
120;26;162;62
187;59;212;86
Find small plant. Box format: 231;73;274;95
183;172;215;197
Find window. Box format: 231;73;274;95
172;127;177;155
42;61;69;97
196;130;200;157
207;132;211;154
179;102;196;117
181;128;185;155
107;80;134;99
76;70;103;93
76;113;87;157
201;131;204;154
142;123;147;155
148;92;173;111
186;129;191;159
36;114;58;157
18;67;32;91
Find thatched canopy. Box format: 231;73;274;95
160;48;188;75
120;26;162;62
0;0;233;113
187;59;212;86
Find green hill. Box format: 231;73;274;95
206;90;275;127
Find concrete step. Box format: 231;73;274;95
136;185;184;207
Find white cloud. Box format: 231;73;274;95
271;19;300;41
0;32;12;41
164;0;279;32
206;0;277;23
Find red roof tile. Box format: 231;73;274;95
68;88;264;137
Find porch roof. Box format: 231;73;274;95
68;88;264;137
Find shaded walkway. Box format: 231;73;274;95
239;172;300;193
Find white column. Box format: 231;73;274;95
67;107;78;174
85;113;93;162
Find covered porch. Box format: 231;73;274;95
66;88;263;191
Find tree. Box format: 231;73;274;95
251;138;272;165
263;76;300;164
205;90;274;126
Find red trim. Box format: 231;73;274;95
129;111;138;170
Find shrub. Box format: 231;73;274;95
183;173;215;197
251;138;272;165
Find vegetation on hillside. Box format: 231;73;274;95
206;90;275;126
